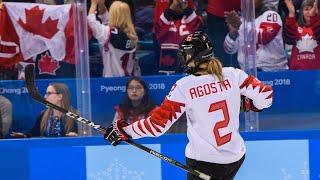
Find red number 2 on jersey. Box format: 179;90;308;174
209;100;232;147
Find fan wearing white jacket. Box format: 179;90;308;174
224;0;288;71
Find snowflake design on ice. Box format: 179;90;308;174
300;161;309;180
296;34;317;53
281;168;292;180
88;158;145;180
281;161;310;180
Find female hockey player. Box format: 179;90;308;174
105;31;273;179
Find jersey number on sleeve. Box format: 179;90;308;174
209;100;232;147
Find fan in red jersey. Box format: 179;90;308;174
105;31;273;179
283;0;320;70
154;0;202;73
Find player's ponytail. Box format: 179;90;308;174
207;57;224;86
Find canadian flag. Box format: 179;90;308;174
0;2;76;67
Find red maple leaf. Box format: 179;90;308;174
18;6;59;39
301;27;314;37
38;52;60;75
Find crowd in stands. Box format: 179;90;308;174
0;0;320;137
0;0;320;80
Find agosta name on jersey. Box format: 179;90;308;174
189;79;232;99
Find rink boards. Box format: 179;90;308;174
1;70;320;132
0;131;319;180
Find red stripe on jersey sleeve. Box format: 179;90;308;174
137;121;146;135
148;118;162;133
132;125;143;137
154;99;184;121
240;75;254;89
150;108;169;128
130;98;185;136
146;98;185;133
143;119;156;136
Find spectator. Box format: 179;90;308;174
135;0;154;41
264;0;280;9
284;0;320;70
151;0;195;75
278;0;303;19
87;0;135;24
155;0;202;73
206;0;241;67
133;1;158;75
224;0;288;71
0;95;12;138
153;0;195;23
113;77;156;124
11;83;78;138
0;66;18;80
87;1;106;77
88;0;139;77
103;0;135;23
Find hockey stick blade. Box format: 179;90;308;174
24;64;211;180
24;64;47;103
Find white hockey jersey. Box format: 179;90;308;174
224;10;288;71
87;14;137;77
123;67;273;164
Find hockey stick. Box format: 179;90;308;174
24;64;211;180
